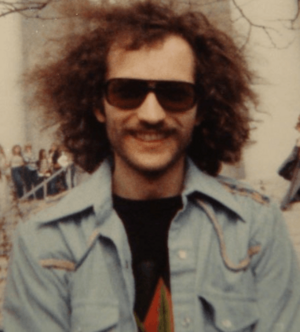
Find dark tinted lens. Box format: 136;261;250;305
105;79;147;109
156;81;196;112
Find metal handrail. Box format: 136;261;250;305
20;165;71;201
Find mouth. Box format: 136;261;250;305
132;131;171;142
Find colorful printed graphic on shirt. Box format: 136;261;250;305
135;277;174;332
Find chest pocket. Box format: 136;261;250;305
199;292;259;332
71;301;119;332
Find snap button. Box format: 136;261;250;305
222;319;232;328
181;316;191;327
178;250;187;259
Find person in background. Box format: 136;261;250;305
38;149;51;177
57;148;70;169
50;146;68;194
47;144;58;173
280;117;300;209
57;148;71;190
47;143;59;195
36;149;51;199
23;144;38;199
0;145;8;175
9;145;25;199
0;145;9;212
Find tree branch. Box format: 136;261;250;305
0;0;299;47
231;0;300;49
0;0;53;19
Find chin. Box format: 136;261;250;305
128;155;181;177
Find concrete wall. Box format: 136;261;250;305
0;13;25;155
0;3;79;156
0;3;60;156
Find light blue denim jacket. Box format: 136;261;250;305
4;159;300;332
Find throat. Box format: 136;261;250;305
112;157;186;200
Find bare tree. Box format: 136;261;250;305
231;0;300;49
0;0;299;46
0;1;55;19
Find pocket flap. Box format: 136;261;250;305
200;293;259;332
71;301;119;332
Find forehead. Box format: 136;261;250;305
106;35;195;83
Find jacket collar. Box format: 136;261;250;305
183;159;246;221
35;157;246;225
35;159;113;225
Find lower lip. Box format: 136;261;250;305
132;135;169;145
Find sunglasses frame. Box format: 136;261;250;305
103;78;198;112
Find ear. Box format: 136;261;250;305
94;108;106;123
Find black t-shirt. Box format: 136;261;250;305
113;195;182;331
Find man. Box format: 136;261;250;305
4;1;300;331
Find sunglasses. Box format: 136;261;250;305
103;78;198;112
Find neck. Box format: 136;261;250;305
112;158;186;200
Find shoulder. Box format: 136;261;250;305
16;202;72;253
11;160;125;267
16;193;94;262
14;166;109;262
186;159;274;222
215;176;285;242
217;175;270;206
215;176;287;255
215;175;281;229
14;206;94;271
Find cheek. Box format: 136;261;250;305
103;117;116;142
102;112;124;143
178;109;199;133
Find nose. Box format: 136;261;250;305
136;92;166;124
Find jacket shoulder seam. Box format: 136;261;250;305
218;179;270;205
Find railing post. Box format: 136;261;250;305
19;166;75;202
43;181;46;200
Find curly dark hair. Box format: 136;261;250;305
27;0;257;175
